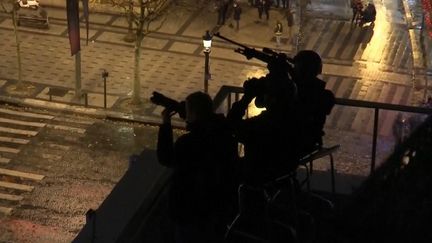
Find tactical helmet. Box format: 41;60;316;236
293;50;322;77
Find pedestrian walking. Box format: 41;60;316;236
257;0;271;21
233;1;242;31
351;0;363;25
264;0;271;20
274;20;283;46
216;0;229;25
285;8;294;41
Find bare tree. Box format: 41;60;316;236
107;0;172;104
0;0;22;87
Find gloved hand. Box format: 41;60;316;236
243;77;263;98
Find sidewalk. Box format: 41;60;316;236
401;0;432;101
1;0;425;115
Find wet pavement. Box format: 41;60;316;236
0;0;431;241
0;0;429;110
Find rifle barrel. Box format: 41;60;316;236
213;32;249;49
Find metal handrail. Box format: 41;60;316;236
213;85;432;175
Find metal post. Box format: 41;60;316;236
204;50;210;94
370;108;379;174
420;12;428;101
296;0;304;53
104;77;107;109
75;51;82;99
102;69;109;109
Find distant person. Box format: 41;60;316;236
427;96;432;108
157;92;239;243
359;2;376;26
292;50;335;154
285;8;294;42
392;113;409;146
257;0;271;21
233;1;242;31
276;0;289;8
274;20;283;46
217;0;229;25
351;0;363;25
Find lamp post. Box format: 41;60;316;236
296;0;305;53
202;30;212;94
102;69;109;109
420;11;429;101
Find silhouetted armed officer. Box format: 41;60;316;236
227;74;307;186
292;50;335;154
157;92;238;243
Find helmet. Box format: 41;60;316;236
293;50;322;77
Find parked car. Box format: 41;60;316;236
16;5;49;29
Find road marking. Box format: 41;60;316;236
0;192;23;201
53;117;95;125
42;154;62;160
46;124;86;134
0;147;20;154
48;143;70;150
0;168;44;180
0;108;54;119
0;136;29;144
0;206;13;215
328;22;350;58
0;117;46;128
0;157;11;164
324;76;337;91
344;28;362;60
0;126;38;136
0;181;34;191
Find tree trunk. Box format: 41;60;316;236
132;33;143;104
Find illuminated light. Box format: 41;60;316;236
202;31;212;51
247;98;266;117
244;68;268;80
402;155;410;165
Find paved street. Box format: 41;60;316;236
0;103;168;242
0;0;425;103
0;0;427;141
0;0;431;241
0;0;428;182
0;0;428;189
0;2;425;113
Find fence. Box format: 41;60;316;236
213;85;432;192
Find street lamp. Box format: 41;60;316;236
202;30;212;94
